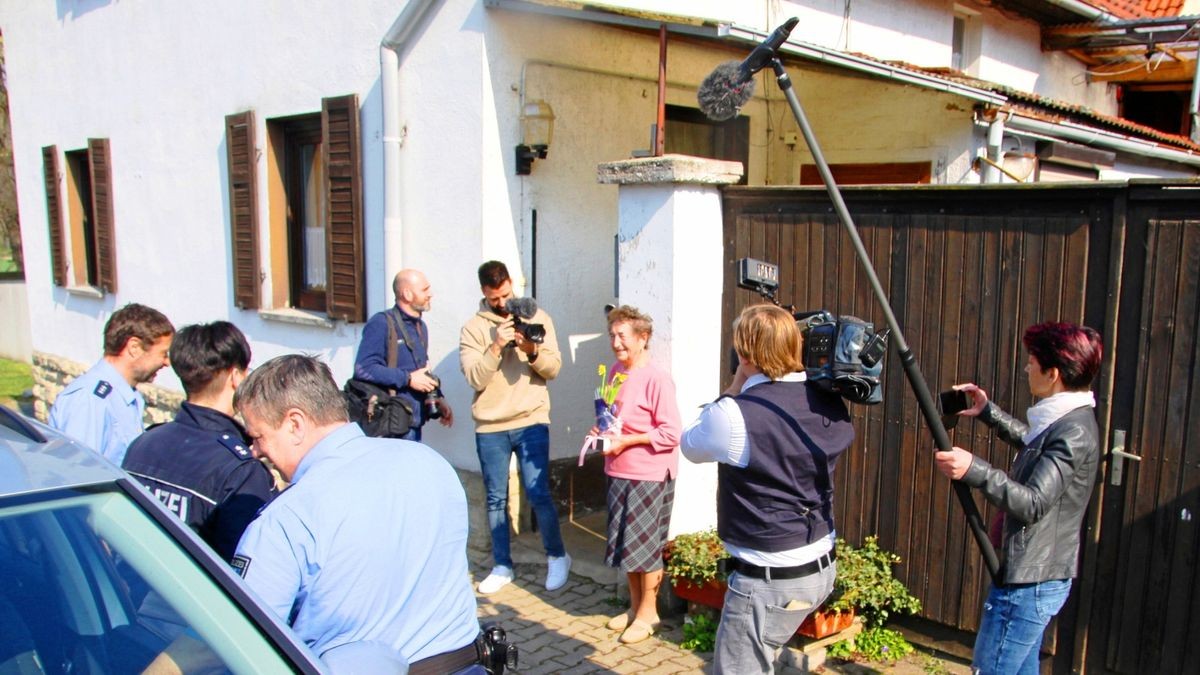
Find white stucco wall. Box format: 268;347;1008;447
0;279;32;361
612;179;726;536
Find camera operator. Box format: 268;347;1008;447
681;304;854;674
459;260;570;594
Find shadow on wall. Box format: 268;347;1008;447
56;0;114;21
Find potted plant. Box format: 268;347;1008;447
664;529;730;610
800;536;922;647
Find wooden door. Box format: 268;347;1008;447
1085;188;1200;674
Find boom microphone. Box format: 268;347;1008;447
697;17;799;121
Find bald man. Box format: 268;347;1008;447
353;269;453;440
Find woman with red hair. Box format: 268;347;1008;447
936;321;1103;675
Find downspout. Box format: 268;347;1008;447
380;0;442;286
984;116;1004;183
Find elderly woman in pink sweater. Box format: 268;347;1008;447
595;305;682;644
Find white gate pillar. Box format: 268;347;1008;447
597;154;743;536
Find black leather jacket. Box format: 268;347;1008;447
963;402;1099;585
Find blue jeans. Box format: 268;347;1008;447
400;426;421;441
973;579;1072;675
475;424;564;568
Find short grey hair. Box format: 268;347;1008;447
234;354;349;427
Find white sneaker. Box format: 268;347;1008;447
477;566;514;594
545;554;572;591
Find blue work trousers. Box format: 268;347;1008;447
475;424;564;568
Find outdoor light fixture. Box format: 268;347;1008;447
1000;151;1037;181
515;99;555;175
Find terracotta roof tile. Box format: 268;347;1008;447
1085;0;1186;18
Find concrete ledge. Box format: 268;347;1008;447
597;154;744;185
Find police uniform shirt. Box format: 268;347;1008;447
122;402;277;561
233;424;479;663
49;359;145;466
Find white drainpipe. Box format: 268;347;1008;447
984;116;1005;183
380;0;442;285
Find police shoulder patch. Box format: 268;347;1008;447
93;381;113;399
216;432;252;459
231;555;251;578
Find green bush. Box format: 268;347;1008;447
828;626;914;663
680;612;719;652
828;535;921;628
665;529;729;585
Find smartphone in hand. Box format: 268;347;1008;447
939;389;971;430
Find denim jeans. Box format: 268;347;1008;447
973;579;1072;675
475;424;564;568
400;426;421;442
714;562;836;674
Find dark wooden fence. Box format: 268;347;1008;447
721;181;1200;674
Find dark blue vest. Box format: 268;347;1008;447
718;379;854;552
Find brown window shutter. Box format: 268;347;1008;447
88;138;117;293
225;111;261;309
42;145;67;286
321;94;365;323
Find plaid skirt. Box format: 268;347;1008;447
605;475;675;573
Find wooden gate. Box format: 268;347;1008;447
721;181;1200;673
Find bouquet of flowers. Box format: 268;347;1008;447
580;364;627;466
594;364;627;434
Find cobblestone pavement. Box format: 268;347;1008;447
471;550;712;675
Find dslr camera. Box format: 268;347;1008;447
505;297;546;345
737;257;889;405
423;374;444;420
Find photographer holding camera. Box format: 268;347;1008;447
681;304;854;674
459;261;570;595
353;269;453;441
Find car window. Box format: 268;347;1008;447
0;489;300;675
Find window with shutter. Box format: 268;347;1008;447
41;145;67;286
257;95;365;323
321;94;365;323
88;138;117;293
225;111;261;309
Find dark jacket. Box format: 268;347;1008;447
354;307;430;427
719;380;855;552
963;402;1099;585
123;402;277;561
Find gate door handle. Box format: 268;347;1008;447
1110;429;1142;486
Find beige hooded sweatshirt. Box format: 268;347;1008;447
459;299;561;433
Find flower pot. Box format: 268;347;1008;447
797;608;855;639
671;578;727;610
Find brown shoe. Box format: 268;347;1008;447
619;619;656;644
606;610;635;631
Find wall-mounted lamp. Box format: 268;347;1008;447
516;100;555;175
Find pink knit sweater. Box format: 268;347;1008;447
603;361;682;481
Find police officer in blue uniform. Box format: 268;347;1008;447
50;303;174;465
232;355;481;673
123;322;276;561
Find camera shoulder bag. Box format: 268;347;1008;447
344;309;414;437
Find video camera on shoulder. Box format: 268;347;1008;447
737;257;888;405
